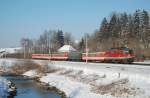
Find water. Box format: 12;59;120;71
3;76;60;98
0;77;10;98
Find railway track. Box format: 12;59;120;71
32;58;150;67
33;60;150;71
132;62;150;66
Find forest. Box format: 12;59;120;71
20;9;150;58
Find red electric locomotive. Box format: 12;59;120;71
82;47;134;63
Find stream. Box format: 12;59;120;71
3;76;61;98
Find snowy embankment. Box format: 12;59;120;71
0;58;24;73
134;60;150;65
0;59;17;75
1;59;150;98
29;60;150;98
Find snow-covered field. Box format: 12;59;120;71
1;59;150;98
0;47;22;54
33;60;150;98
134;60;150;65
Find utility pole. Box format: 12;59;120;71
24;44;26;59
48;32;52;61
85;34;88;63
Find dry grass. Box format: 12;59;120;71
91;79;139;97
0;59;60;76
8;60;43;75
59;70;74;75
54;69;140;97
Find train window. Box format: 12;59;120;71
123;51;129;54
119;50;123;54
112;50;117;54
129;49;134;55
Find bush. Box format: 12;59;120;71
10;60;44;75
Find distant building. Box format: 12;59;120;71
0;47;22;54
58;45;77;53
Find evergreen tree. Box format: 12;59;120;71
78;38;85;52
133;10;141;39
57;30;64;47
108;13;118;38
99;17;109;39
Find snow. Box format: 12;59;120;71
1;59;150;98
0;59;19;73
134;60;150;65
23;70;38;78
0;47;22;54
58;45;77;52
0;58;26;73
32;61;150;98
40;73;104;98
0;58;19;67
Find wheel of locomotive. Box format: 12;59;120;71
119;59;124;64
103;59;111;63
127;58;134;64
102;59;106;63
117;59;123;63
113;59;120;63
122;59;128;64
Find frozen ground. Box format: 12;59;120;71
134;60;150;65
1;59;150;98
33;60;150;98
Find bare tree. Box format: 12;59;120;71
64;32;74;45
20;38;33;58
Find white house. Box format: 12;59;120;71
58;45;77;52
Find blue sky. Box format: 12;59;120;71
0;0;150;48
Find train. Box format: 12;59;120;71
32;47;135;63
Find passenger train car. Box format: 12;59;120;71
32;47;134;63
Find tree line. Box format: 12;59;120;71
20;9;150;58
79;9;150;58
20;30;75;58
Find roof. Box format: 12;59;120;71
0;47;22;54
58;45;77;52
